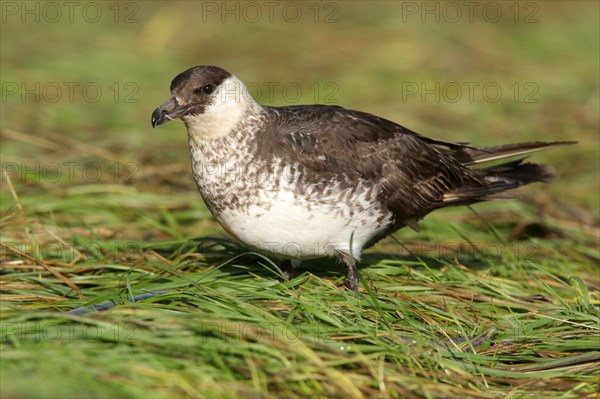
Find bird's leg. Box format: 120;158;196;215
339;252;359;291
279;259;295;280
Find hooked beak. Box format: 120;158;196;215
151;97;186;128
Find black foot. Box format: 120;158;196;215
343;275;358;291
279;259;295;281
339;252;359;291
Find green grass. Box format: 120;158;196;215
1;2;599;398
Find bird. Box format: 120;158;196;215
151;65;573;291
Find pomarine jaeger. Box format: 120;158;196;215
152;65;573;291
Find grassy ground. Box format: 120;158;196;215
1;1;599;398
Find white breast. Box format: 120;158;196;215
212;168;392;260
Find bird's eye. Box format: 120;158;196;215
194;84;216;95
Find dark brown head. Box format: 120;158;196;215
151;66;233;128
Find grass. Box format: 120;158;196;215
1;2;599;398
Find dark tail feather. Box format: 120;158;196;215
464;141;575;165
443;159;557;205
427;140;576;165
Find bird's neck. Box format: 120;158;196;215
183;75;262;143
186;91;269;170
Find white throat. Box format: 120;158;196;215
183;75;258;141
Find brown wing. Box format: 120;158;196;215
258;105;479;224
